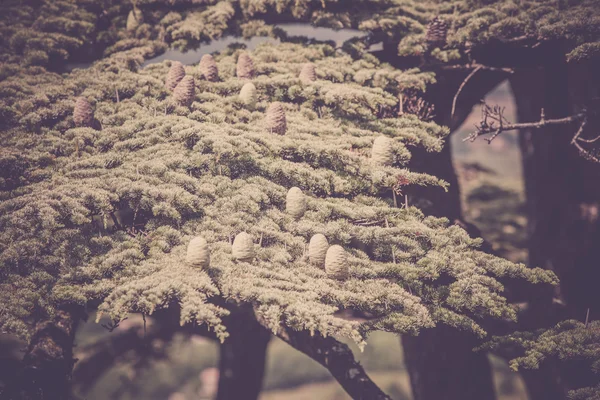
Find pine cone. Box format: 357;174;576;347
126;8;143;33
266;102;287;135
73;97;94;127
308;234;329;268
165;61;185;91
286;187;306;219
236;52;255;79
325;245;349;280
299;63;316;83
199;54;218;82
186;236;210;268
239;82;257;108
173;76;195;107
371;136;394;166
426;16;448;48
232;232;254;262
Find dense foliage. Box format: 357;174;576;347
1;0;598;398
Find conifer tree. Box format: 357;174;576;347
1;1;598;399
0;34;558;399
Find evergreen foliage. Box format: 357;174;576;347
0;38;557;350
483;320;600;398
2;1;594;396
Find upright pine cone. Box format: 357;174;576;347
325;245;349;280
299;63;316;83
165;61;185;91
426;16;448;48
73;97;94;127
236;52;255;79
186;236;210;269
173;76;195;107
239;82;257;108
199;54;218;82
308;234;329;268
232;232;254;262
266;102;286;135
371;136;394;166
286;187;306;219
126;7;143;33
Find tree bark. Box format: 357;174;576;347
510;54;600;399
400;68;508;400
4;306;84;400
265;325;392;400
216;305;271;400
402;326;496;400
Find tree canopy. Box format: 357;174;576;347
1;0;598;399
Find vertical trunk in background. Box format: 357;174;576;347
5;306;84;400
511;55;600;399
216;306;271;400
401;70;507;400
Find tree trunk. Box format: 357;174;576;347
402;326;496;400
401;68;508;400
216;306;271;400
510;54;600;399
4;306;84;400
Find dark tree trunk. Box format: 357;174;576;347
216;306;271;400
510;54;600;399
4;306;84;400
255;314;392;400
400;68;508;400
402;326;496;400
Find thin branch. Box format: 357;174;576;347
467;104;600;163
452;66;482;118
351;218;385;227
576;134;600;144
570;119;600;163
464;104;585;143
585;308;590;329
385;218;396;264
442;63;514;74
257;318;391;400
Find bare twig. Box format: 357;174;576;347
464;103;585;143
351;218;385;227
452;66;482;118
385;218;396;264
442;63;514;74
585;308;590;328
399;89;435;121
101;317;128;333
466;103;600;162
570;119;600;163
398;93;404;115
